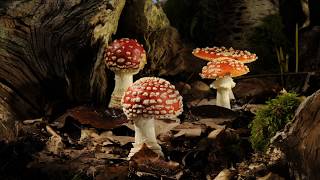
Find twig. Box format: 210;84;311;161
46;125;60;137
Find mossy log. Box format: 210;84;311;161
273;90;320;179
0;0;126;140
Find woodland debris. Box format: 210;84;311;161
45;125;64;155
172;122;206;138
55;106;128;130
198;117;231;126
130;144;181;177
214;169;233;180
23;118;43;124
257;172;285;180
208;128;225;140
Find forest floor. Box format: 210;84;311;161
1;75;313;180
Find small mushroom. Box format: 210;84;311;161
121;77;183;158
104;38;147;109
200;57;249;109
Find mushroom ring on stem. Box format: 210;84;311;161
104;38;147;109
193;46;257;100
200;57;249;109
121;77;183;159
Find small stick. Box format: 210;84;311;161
46;125;60;137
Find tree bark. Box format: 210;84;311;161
0;0;125;139
273;90;320;179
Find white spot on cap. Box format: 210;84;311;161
143;99;150;105
117;58;125;63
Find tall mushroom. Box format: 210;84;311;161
192;46;257;100
104;38;147;109
121;77;183;158
200;57;249;109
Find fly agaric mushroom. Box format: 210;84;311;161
121;77;183;158
104;38;147;109
193;46;257;100
200;57;249;109
192;46;257;63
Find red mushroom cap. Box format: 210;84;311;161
192;46;257;63
104;38;147;73
121;77;183;120
200;57;249;79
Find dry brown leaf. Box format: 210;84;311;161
214;169;233;180
155;119;180;136
198;118;227;129
130;144;181;177
172;122;206;138
55;106;128;130
107;135;134;146
208;129;225;140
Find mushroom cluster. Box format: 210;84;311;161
104;38;147;108
193;46;257;109
122;77;183;158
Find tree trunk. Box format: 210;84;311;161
273;90;320;179
0;0;126;140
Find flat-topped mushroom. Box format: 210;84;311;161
122;77;183;158
200;57;249;109
104;38;147;108
192;46;257;63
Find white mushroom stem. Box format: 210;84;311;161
210;83;235;100
128;117;163;159
211;76;236;109
109;72;133;108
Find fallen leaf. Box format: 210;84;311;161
214;169;233;180
130;144;181;176
107;135;134;146
55;106;128;130
257;172;285;180
172;122;206;138
198;118;227;128
208;129;225;140
155;119;180;136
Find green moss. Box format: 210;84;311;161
249;92;301;151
